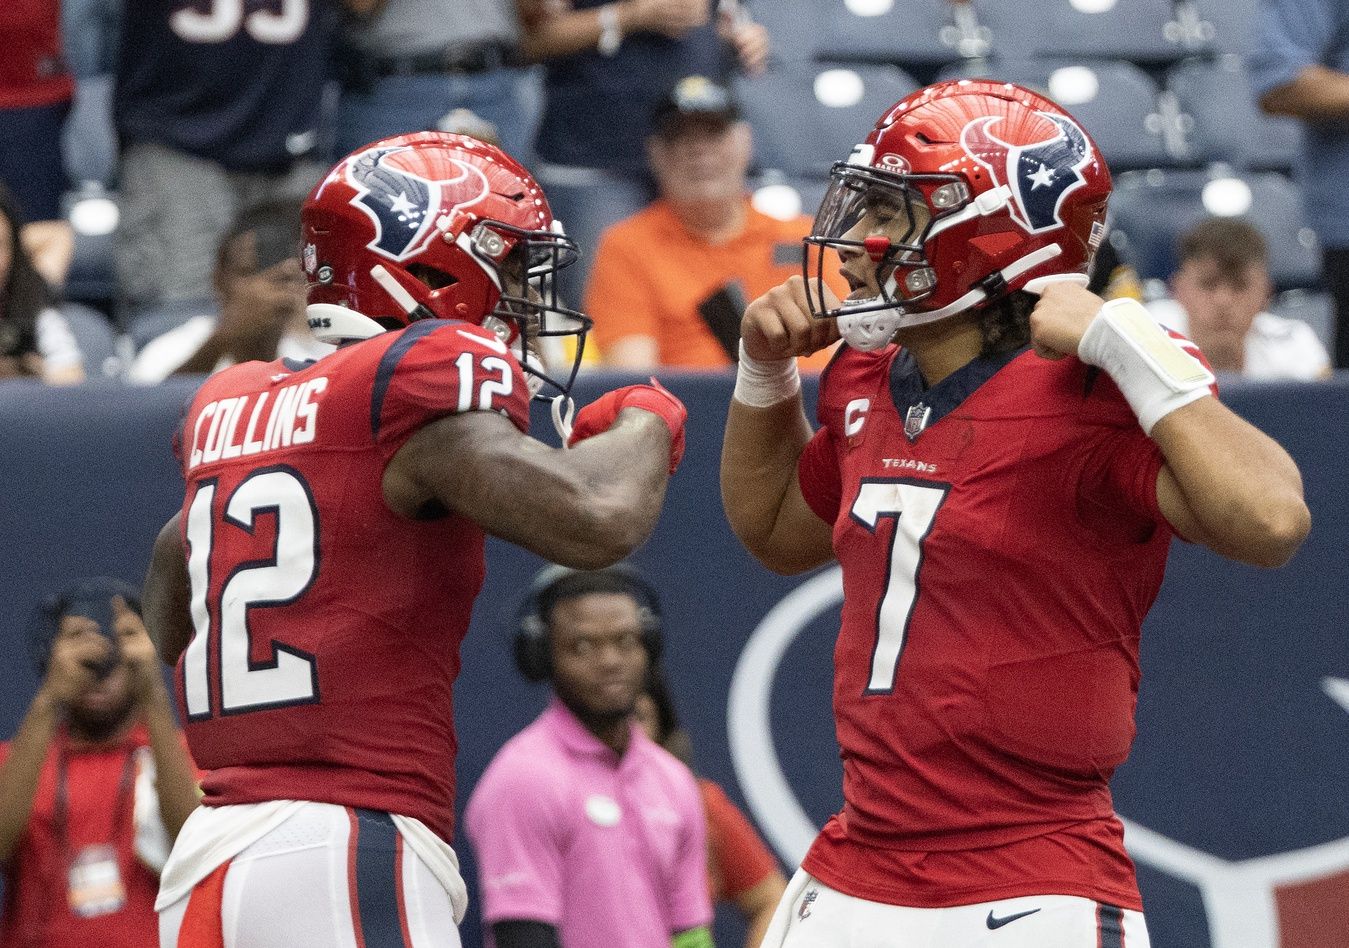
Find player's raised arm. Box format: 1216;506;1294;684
1029;282;1311;567
721;276;837;575
385;387;684;570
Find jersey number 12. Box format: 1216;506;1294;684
182;466;320;719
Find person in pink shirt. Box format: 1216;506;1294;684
465;565;713;948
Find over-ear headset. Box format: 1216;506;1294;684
513;563;663;682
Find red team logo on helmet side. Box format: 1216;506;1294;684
959;112;1093;236
345;145;490;262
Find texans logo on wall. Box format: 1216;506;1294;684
728;567;1349;947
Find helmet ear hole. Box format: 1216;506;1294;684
406;263;457;291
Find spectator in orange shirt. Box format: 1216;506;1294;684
584;75;844;371
634;665;787;948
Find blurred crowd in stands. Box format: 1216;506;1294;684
0;0;1342;387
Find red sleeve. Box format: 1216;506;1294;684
701;780;779;902
372;321;531;457
1076;425;1170;536
1074;330;1217;540
796;426;842;525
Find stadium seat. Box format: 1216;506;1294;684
125;297;214;352
749;171;829;224
62;0;121;79
748;0;821;65
976;0;1188;64
1107;169;1322;291
737;63;921;178
1190;0;1258;55
936;58;1173;171
61;183;120;309
1271;289;1335;354
1168;57;1300;171
59;302;122;379
814;0;989;69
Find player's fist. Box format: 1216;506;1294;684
740;276;841;362
568;379;688;474
1028;281;1107;361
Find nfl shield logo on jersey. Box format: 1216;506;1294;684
798;888;818;921
904;403;931;441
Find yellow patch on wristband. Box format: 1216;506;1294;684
1101;299;1211;388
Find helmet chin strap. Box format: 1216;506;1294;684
518;346;576;443
836;244;1072;351
523;350;576;443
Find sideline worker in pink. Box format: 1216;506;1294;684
465;565;713;948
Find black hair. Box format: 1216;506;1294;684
641;663;683;747
28;576;142;676
216;199;303;276
978;290;1035;357
537;569;655;633
641;661;695;766
0;182;55;363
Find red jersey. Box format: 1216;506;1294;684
795;343;1195;910
174;319;530;841
0;0;73;109
0;726;160;948
701;779;780;903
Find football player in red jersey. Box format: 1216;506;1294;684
721;82;1310;947
138;131;688;948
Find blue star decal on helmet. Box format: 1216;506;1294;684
345;145;489;261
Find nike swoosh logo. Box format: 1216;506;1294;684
456;328;508;354
986;908;1041;930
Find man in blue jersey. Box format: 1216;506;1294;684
1252;0;1349;368
113;0;379;320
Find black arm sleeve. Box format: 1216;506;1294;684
492;920;563;948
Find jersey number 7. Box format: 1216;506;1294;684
850;479;950;694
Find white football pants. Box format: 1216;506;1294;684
158;802;463;948
762;869;1151;948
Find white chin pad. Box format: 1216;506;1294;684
837;305;906;351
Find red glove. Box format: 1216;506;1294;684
568;378;688;475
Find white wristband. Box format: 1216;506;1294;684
1078;298;1214;435
733;340;800;408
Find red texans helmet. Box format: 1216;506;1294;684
301;131;590;396
804;80;1112;348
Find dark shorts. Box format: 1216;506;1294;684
0;100;71;221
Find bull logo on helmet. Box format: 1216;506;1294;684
346;145;490;262
960;112;1093;235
